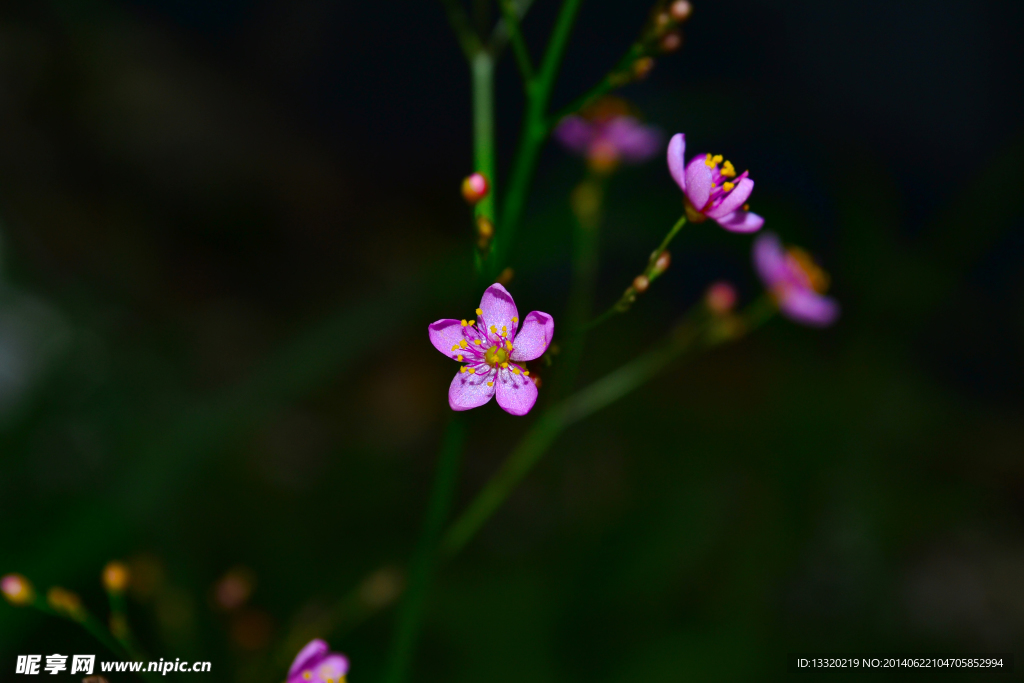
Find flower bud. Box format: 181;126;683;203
461;172;489;205
476;215;494;240
652;250;671;275
669;0;693;22
1;574;35;606
47;587;86;621
705;281;737;314
633;275;650;293
498;267;515;285
102;561;130;594
83;677;110;683
632;57;655;80
655;12;672;33
660;32;683;53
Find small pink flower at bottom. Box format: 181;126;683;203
428;283;553;416
753;232;839;327
666;133;764;233
287;639;349;683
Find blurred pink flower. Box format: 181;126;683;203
753;232;839;327
555;115;662;172
428;283;552;416
287;639;349;683
666;133;764;233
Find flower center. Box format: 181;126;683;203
786;247;830;293
484;345;509;367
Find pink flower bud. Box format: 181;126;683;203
670;0;693;22
705;281;737;314
461;172;489;205
653;250;671;275
633;275;650;293
1;574;34;606
660;32;683;53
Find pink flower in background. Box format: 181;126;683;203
555;114;662;173
287;639;349;683
753;232;839;327
428;284;553;416
666;133;764;233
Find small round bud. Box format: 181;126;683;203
632;57;655;80
476;215;494;240
102;561;129;593
1;574;35;606
669;0;692;22
652;250;671;275
655;12;672;33
705;281;738;314
47;587;86;621
660;32;683;53
461;172;489;205
498;267;515;285
633;275;650;293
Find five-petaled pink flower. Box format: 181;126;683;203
555;115;662;173
666;133;764;233
753;232;839;327
287;639;349;683
428;284;553;415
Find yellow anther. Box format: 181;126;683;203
487;381;493;387
705;153;723;168
511;316;518;323
743;203;750;211
490;325;497;333
468;320;475;326
460;366;467;373
473;339;482;345
506;341;512;350
512;367;521;375
451;344;459;352
723;181;735;192
501;362;508;369
461;319;468;326
303;673;312;681
501;326;507;336
476;308;483;315
468;367;475;374
720;160;736;177
711;182;717;188
457;354;463;361
523;370;530;376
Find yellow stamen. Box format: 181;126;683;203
512;367;520;375
787;247;831;293
490;325;497;333
460;319;468;326
711;182;717;188
457;354;463;361
451;344;459;352
476;308;483;315
743;203;750;211
468;367;475;374
473;339;482;345
506;340;512;350
487;381;493;387
511;316;518;323
303;672;312;681
468;319;475;326
501;325;507;336
459;340;468;349
523;370;530;376
723;181;735;192
460;366;467;373
501;362;508;369
720;160;736;177
705;153;723;168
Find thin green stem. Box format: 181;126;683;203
586;215;687;330
471;51;497;230
381;418;466;683
498;0;535;85
490;0;537;55
438;0;484;60
490;0;585;278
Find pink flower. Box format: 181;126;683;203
666;133;764;233
428;284;553;416
555;115;662;173
753;232;839;327
287;639;349;683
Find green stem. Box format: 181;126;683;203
472;51;497;226
381;418;466;683
498;0;535;84
490;0;585;278
438;0;483;59
586;214;687;330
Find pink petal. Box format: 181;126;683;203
509;311;553;362
752;232;787;288
554;116;594;155
715;209;764;233
314;654;350;682
684;155;712;210
428;319;468;359
478;283;519;342
705;177;755;219
448;368;496;411
667;133;687;190
780;289;840;327
494;368;538;416
288;639;328;679
606;118;662;163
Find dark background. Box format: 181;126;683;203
2;0;1023;680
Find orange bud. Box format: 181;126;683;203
47;587;86;620
653;251;671;275
1;574;34;606
633;275;650;293
102;561;130;593
705;281;738;314
461;172;489;204
660;32;683;53
632;57;655;80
